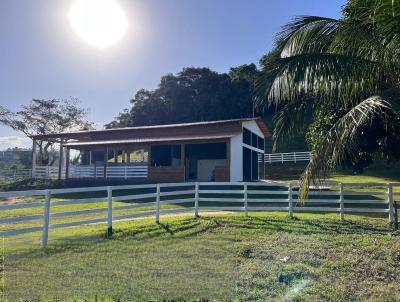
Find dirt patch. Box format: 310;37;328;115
0;196;38;205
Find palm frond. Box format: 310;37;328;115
277;16;340;57
298;95;394;199
267;53;383;107
272;98;314;151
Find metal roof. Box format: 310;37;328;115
30;117;270;140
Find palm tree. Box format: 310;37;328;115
257;0;400;197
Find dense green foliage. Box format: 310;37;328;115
0;148;31;172
106;66;262;128
257;0;400;191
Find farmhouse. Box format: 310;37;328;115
30;118;270;182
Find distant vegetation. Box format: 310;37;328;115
0;99;94;165
106;65;261;128
0;148;31;172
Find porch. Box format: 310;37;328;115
33;141;231;182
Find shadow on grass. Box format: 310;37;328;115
10;213;392;260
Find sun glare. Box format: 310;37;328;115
69;0;128;48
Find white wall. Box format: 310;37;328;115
230;120;266;182
197;159;227;181
230;133;243;181
242;120;265;138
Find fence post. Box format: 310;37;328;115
156;184;160;223
124;167;127;179
339;183;344;221
107;186;113;236
288;183;293;218
42;189;51;248
244;183;248;217
388;183;394;224
194;182;199;217
294;152;297;163
281;153;284;163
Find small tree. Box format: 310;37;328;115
0;98;94;165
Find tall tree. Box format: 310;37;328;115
106;67;259;128
257;0;400;195
0;98;94;165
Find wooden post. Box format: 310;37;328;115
388;183;394;224
65;148;70;179
104;148;108;179
156;184;160;223
244;183;248;217
107;186;113;236
58;143;63;180
194;182;199;217
263;153;266;180
339;183;344;221
181;144;185;181
32;139;37;178
288;183;293;218
42;189;51;248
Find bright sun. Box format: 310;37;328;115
69;0;128;48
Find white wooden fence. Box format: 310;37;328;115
0;165;149;180
0;181;398;247
0;169;32;180
260;152;312;164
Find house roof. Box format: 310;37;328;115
30;117;271;144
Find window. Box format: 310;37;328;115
243;127;264;151
257;137;265;151
251;133;258;148
151;145;181;167
243;128;251;145
242;147;251;180
251;150;258;179
129;148;148;162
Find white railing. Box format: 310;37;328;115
259;152;312;164
0;169;32;180
33;166;60;179
0;181;398;247
26;165;149;179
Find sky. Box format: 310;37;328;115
0;0;346;150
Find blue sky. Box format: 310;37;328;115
0;0;346;150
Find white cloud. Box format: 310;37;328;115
0;136;31;150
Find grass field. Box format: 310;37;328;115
2;212;400;302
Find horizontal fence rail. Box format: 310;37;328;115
0;181;398;247
0;169;32;180
0;165;149;180
259;151;312;164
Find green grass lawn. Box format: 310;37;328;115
2;213;400;302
